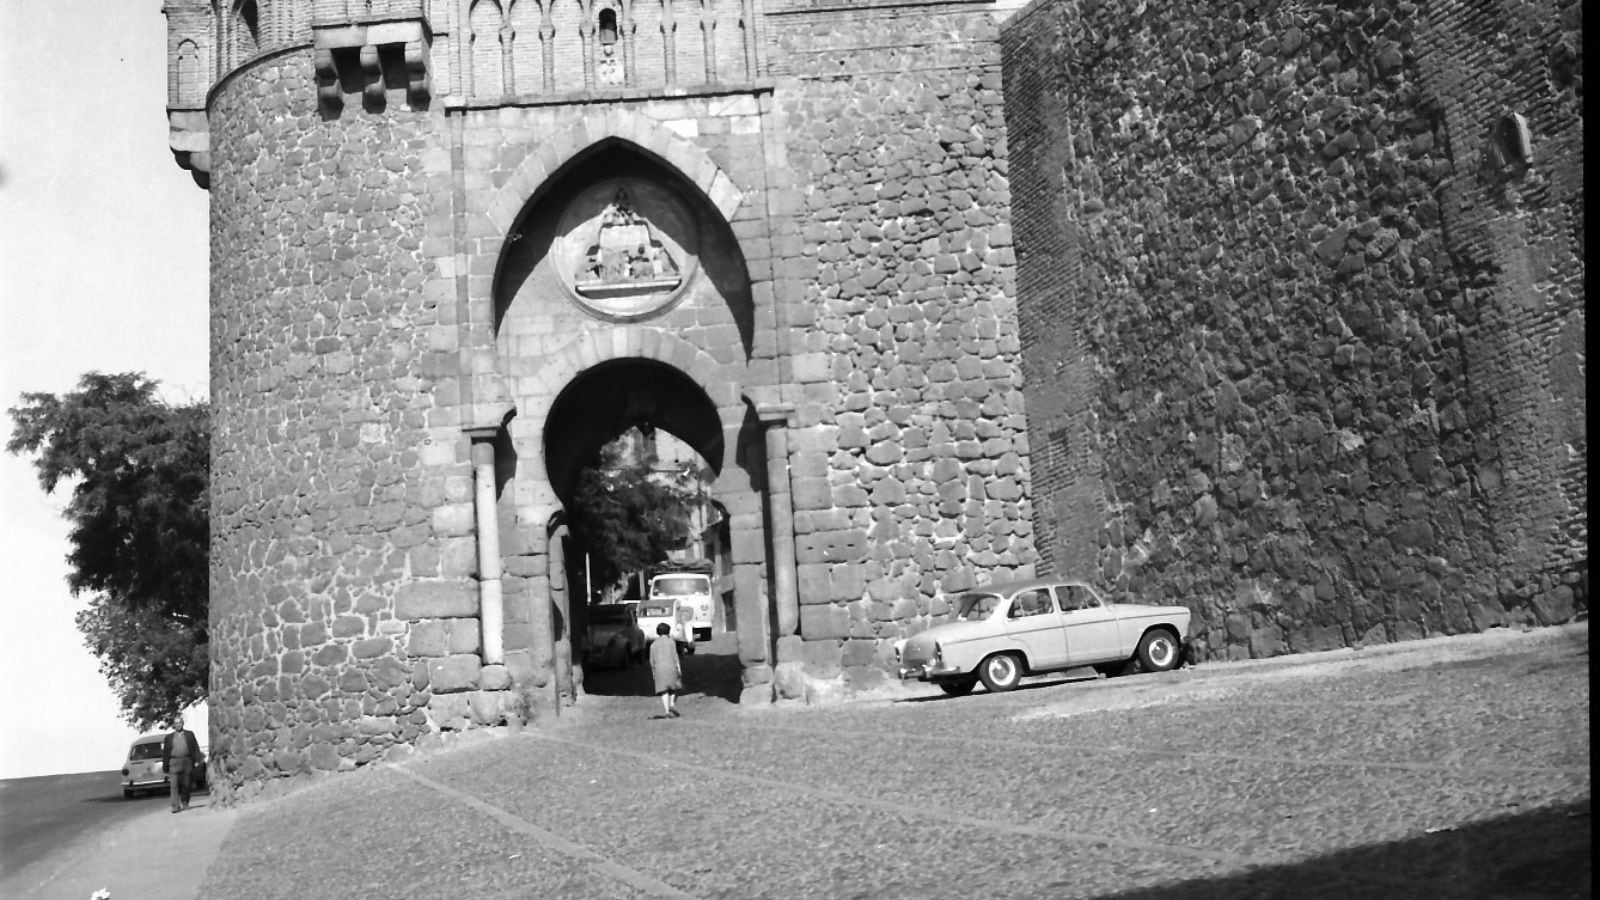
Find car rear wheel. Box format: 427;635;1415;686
123;787;135;799
1136;629;1181;672
938;679;976;696
978;653;1024;692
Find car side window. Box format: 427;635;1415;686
1061;586;1096;612
1009;589;1051;618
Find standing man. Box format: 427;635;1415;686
162;715;201;813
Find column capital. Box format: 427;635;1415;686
755;402;795;428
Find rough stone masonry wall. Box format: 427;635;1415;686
768;1;1037;690
207;53;508;802
1004;0;1584;662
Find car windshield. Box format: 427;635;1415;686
953;592;1001;621
653;577;706;596
590;606;632;623
128;741;164;761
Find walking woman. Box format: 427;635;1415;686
649;622;683;718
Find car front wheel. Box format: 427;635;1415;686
938;679;976;696
1136;630;1181;672
978;653;1024;692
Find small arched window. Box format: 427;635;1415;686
176;40;202;106
598;8;619;47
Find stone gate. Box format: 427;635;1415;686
165;0;1036;800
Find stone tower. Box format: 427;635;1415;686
164;0;1036;800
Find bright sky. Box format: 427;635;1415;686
0;2;210;778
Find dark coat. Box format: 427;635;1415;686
162;729;201;767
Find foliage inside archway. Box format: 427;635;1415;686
566;428;702;594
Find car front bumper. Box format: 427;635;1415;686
898;661;967;682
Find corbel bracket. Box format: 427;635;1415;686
312;19;432;116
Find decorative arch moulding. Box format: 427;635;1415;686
485;122;751;261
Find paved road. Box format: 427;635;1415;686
0;771;137;879
0;769;230;899
194;624;1589;900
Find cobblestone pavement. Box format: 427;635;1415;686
199;625;1590;899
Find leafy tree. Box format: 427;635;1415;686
7;372;209;729
566;432;700;595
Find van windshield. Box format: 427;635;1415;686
652;576;707;596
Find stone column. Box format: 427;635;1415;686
758;403;799;638
620;0;637;87
700;6;716;84
661;1;676;85
467;430;504;665
502;23;517;94
739;0;757;80
580;16;596;90
455;0;472;98
539;2;555;92
523;509;560;718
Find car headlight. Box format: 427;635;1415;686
932;642;943;665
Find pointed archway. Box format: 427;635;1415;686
485;136;784;714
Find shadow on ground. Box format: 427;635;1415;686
82;787;210;806
891;670;1102;703
581;646;743;704
1093;799;1592;900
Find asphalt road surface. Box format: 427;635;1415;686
0;770;157;879
1;767;228;900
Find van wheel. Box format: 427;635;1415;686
123;788;135;799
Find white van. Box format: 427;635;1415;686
648;571;715;647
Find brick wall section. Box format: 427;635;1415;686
767;2;1037;688
1003;0;1585;663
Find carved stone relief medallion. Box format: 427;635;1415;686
553;178;700;320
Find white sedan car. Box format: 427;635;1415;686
896;577;1193;695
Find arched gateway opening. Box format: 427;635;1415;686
543;360;744;701
489;136;777;712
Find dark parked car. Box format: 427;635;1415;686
584;602;647;668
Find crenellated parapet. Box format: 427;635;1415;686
163;1;783;188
